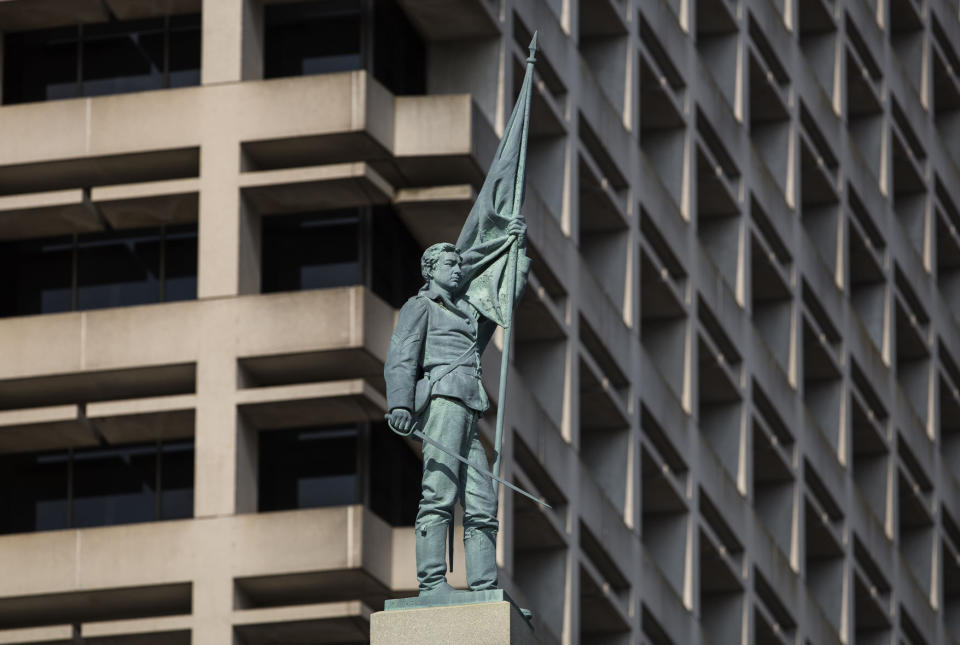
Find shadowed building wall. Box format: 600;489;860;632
1;0;960;644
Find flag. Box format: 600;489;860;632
456;33;537;328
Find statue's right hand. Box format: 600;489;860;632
387;408;415;435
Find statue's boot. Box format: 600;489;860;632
417;522;455;596
464;526;499;590
465;526;533;620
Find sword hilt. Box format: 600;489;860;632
384;413;416;437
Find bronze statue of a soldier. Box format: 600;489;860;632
383;33;543;601
384;224;529;595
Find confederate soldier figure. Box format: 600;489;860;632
384;224;530;596
383;31;540;601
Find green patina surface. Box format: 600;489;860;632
381;32;540;613
385;589;533;628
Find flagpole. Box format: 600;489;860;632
492;32;537;495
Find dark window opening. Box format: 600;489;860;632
263;0;425;95
255;422;422;524
82;19;166;98
76;229;162;311
2;26;80;102
166;15;203;88
371;0;426;95
0;236;75;316
261;210;361;293
369;421;422;526
0;441;194;535
0;451;69;533
3;15;200;105
261;207;422;308
163;225;201;302
264;2;363;79
72;443;158;528
370;205;423;307
258;426;359;512
0;224;198;318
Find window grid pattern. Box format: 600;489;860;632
0;0;958;643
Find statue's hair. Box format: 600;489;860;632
421;242;461;282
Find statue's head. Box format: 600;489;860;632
421;242;463;292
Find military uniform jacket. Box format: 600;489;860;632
384;284;497;414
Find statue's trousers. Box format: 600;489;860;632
415;396;498;532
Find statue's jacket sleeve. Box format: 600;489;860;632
384;296;429;412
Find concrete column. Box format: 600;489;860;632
194;302;257;518
191;301;249;642
197;137;262;299
202;0;264;85
427;38;503;132
198;0;264;301
0;31;5;105
192;560;235;645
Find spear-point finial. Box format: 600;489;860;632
527;31;538;64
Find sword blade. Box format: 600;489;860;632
385;416;550;509
413;428;551;509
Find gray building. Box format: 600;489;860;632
0;0;959;643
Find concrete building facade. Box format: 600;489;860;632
0;0;960;643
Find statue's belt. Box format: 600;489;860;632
413;343;478;414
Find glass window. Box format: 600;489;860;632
264;2;362;79
0;452;70;534
72;444;157;528
369;421;422;526
262;0;425;95
76;229;162;311
163;225;199;302
2;27;80;103
2;15;201;105
0;236;74;317
167;15;202;89
0;225;197;318
159;440;194;520
261;211;360;293
259;426;359;512
372;0;426;95
370;205;423;308
81;19;165;97
0;441;194;535
260;207;423;305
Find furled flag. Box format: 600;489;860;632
456;33;538;328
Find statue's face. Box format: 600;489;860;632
431;251;463;292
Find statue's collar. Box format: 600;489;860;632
419;283;470;318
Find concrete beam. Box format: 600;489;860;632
86;395;196;444
0;624;72;644
0;189;100;239
0;404;95;453
394;184;474;247
0;506;391;602
0;287;391;383
395;0;498;40
241;163;393;215
81;614;192;642
91;179;200;230
237;379;386;430
233;602;371;644
0;0;106;30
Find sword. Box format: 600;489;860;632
385;415;551;510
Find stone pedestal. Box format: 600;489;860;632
371;590;539;645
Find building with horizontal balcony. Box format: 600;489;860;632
1;0;960;643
